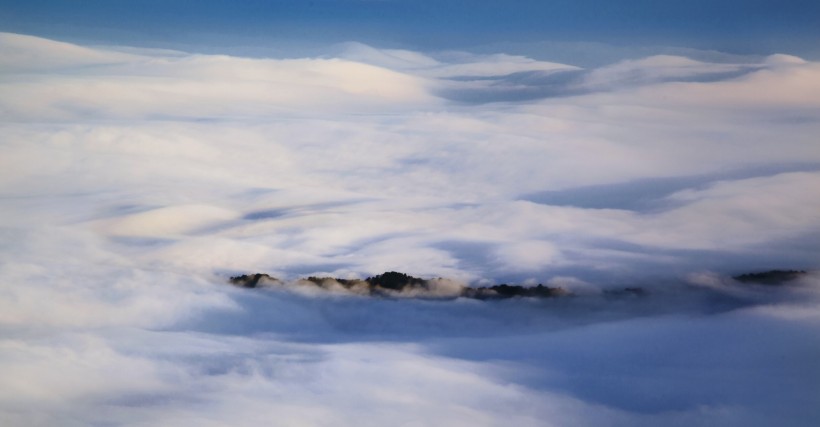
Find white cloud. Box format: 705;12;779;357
0;34;438;121
0;32;143;71
334;41;442;70
2;33;820;427
638;172;820;250
420;52;579;78
493;240;561;272
610;56;820;110
90;204;241;237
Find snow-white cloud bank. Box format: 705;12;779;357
1;33;819;426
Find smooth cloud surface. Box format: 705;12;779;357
1;33;820;426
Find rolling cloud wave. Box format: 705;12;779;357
2;33;819;426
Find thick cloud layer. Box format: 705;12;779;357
1;33;819;426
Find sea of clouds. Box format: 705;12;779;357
1;33;819;426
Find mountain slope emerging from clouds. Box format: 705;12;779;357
230;271;568;299
228;269;809;301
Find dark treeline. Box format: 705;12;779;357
228;269;809;300
229;270;630;299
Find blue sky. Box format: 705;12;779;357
2;0;819;56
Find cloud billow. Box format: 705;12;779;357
1;33;820;426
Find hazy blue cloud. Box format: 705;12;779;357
523;162;820;212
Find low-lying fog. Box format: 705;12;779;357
1;33;819;426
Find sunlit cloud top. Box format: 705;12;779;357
2;33;819;284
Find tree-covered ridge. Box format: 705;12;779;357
228;269;810;300
231;271;603;299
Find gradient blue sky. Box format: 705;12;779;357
2;0;819;56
